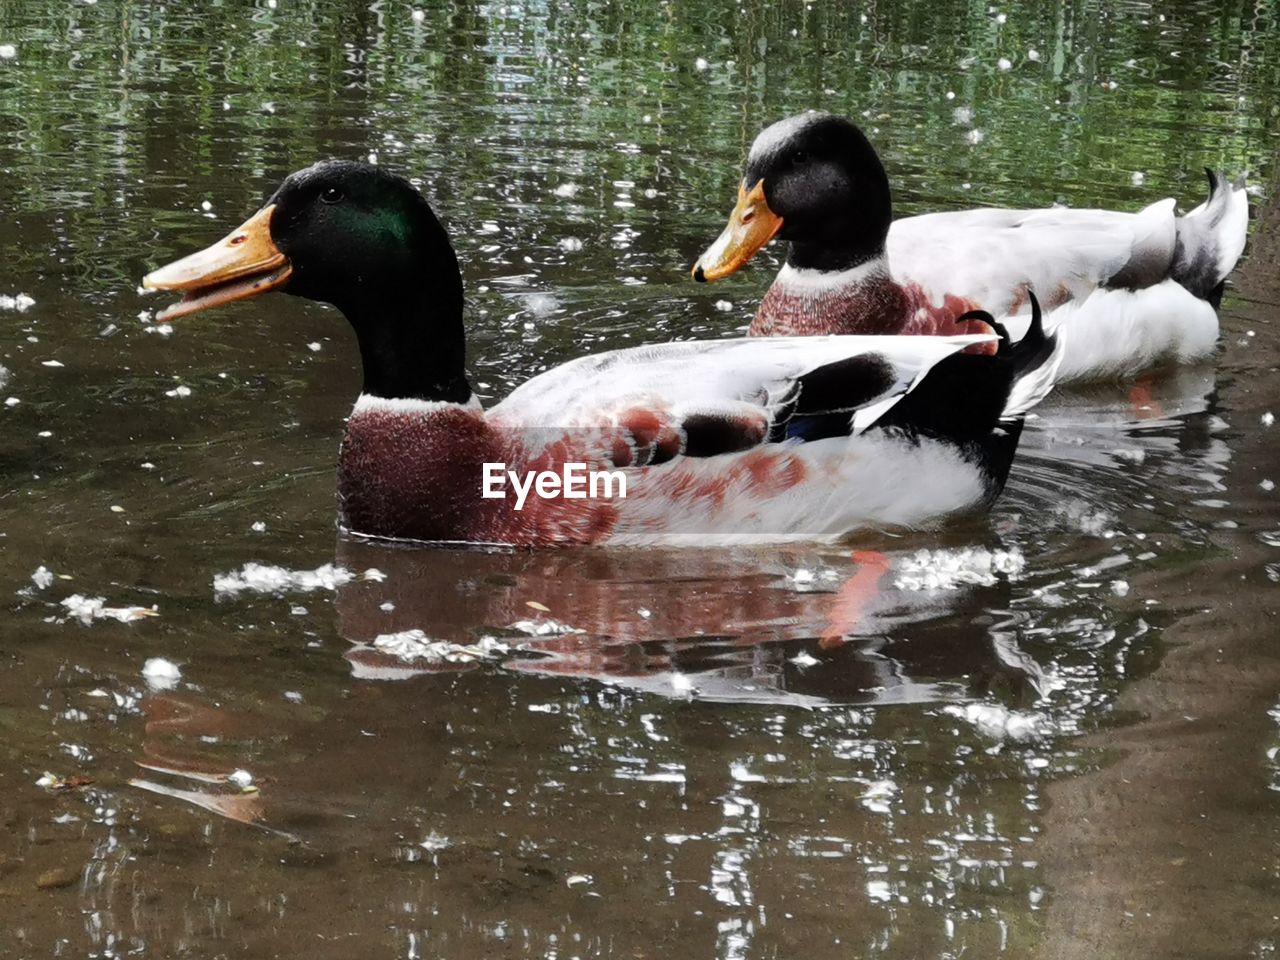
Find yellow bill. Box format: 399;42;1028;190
691;180;783;282
143;205;292;322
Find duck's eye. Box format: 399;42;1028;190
320;186;345;205
791;150;808;166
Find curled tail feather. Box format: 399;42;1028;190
1172;168;1249;304
997;291;1062;419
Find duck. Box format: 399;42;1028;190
142;160;1060;547
692;112;1249;382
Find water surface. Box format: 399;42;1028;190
1;1;1279;957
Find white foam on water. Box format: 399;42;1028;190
944;702;1044;742
525;293;559;316
0;293;33;311
31;566;54;589
371;629;510;664
141;657;181;690
894;547;1025;591
61;594;158;625
507;617;584;637
212;562;380;596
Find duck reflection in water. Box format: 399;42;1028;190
332;539;1046;708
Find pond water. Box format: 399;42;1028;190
2;1;1280;957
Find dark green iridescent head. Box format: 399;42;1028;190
267;160;469;402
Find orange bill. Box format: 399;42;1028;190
142;205;292;322
691;180;783;282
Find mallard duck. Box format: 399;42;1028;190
143;161;1059;547
692;112;1248;382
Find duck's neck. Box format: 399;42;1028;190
751;256;912;336
339;273;472;405
785;235;887;274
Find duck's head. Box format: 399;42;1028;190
692;113;891;281
144;160;469;402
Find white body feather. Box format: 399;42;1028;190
882;185;1247;380
491;333;988;426
478;332;1044;544
602;432;990;546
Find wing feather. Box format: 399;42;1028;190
489;334;994;463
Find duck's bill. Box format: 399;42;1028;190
691;180;783;282
142;205;292;322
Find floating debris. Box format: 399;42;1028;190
141;657;181;690
694;57;710;71
4;397;18;407
371;629;510;664
41;359;64;368
1110;579;1131;596
0;364;8;389
212;562;383;596
1262;412;1275;427
164;385;192;398
61;595;159;625
419;831;449;852
552;183;578;199
966;128;985;145
250;521;267;532
558;236;584;252
1131;171;1146;186
997;57;1012;71
31;566;54;589
508;617;585;637
411;8;425;22
1027;49;1041;61
0;44;17;60
0;292;34;311
226;769;256;792
35;771;95;792
894;547;1025;591
789;650;820;668
36;866;82;890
